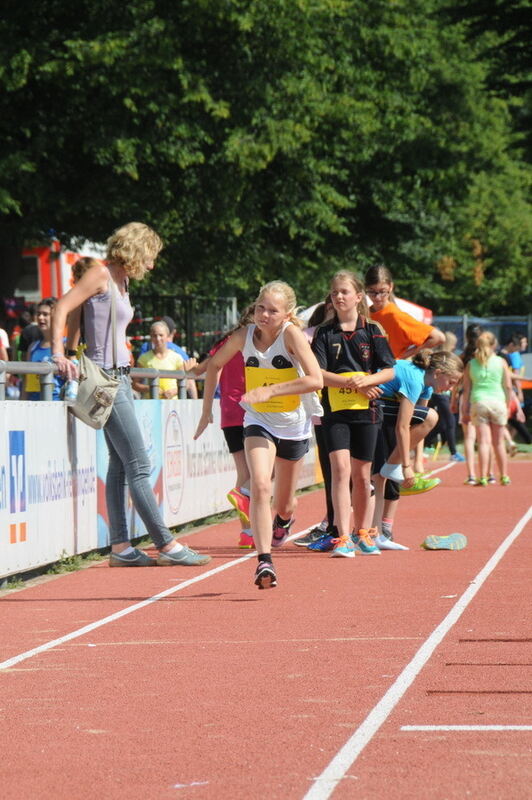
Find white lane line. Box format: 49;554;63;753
425;462;456;477
303;504;532;800
0;525;313;671
401;725;532;731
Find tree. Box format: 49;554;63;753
1;0;530;314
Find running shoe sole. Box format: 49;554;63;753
227;489;250;525
400;478;441;496
421;533;467;551
254;564;277;589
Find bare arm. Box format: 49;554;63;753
193;330;245;439
52;264;109;378
398;327;445;359
395;396;415;482
241;325;323;405
501;360;513;407
461;365;472;423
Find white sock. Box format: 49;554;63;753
241;528;252;536
239;486;250;497
117;545;135;556
163;542;184;555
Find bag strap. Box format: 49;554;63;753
109;279;118;370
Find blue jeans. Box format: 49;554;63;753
103;376;174;549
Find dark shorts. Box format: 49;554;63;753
244;424;310;461
223;425;245;454
322;415;380;462
372;399;431;499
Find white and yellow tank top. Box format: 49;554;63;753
241;323;320;440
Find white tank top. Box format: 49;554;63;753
241;322;321;440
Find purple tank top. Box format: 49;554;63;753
83;282;133;368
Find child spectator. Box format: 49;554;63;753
134;320;197;399
23;298;65;400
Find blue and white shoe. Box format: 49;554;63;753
330;535;356;558
307;533;336;552
351;529;381;555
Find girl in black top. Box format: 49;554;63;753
312;271;395;558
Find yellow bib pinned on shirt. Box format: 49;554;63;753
245;366;300;413
329;372;369;412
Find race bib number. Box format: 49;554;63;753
329;372;369;412
245;366;300;412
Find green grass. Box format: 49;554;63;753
0;576;25;591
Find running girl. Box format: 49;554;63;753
311;271;395;558
195;281;323;589
193;306;255;549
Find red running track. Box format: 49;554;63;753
1;461;531;799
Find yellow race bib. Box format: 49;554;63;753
329;372;369;412
25;373;41;393
245;366;300;413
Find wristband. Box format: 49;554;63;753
67;349;78;357
402;464;411;468
51;354;64;361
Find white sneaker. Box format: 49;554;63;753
375;534;409;551
380;462;404;482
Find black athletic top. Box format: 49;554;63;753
312;315;395;419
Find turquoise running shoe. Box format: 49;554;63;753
351;528;381;556
421;533;467;551
330;535;356;559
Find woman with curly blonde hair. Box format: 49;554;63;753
52;222;211;568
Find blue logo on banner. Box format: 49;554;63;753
9;430;26;514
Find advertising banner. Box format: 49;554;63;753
1;398;319;578
0;402;97;577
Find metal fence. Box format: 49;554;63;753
433;314;532;351
129;292;238;358
0;361;192;401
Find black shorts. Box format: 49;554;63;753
223;425;245;454
244;424;310;461
322;415;380;462
373;398;431;472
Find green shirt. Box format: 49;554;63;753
469;354;506;404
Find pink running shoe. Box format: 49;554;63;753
227;487;250;525
271;515;294;548
238;530;254;549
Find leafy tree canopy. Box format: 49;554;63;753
0;0;530;315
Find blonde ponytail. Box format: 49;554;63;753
474;331;496;366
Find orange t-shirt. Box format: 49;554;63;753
370;303;434;358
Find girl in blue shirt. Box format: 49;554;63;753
351;350;463;546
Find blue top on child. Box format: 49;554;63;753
378;359;433;404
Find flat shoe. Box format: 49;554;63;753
156;545;211;566
109;548;157;567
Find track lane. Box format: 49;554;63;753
1;462;531;799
